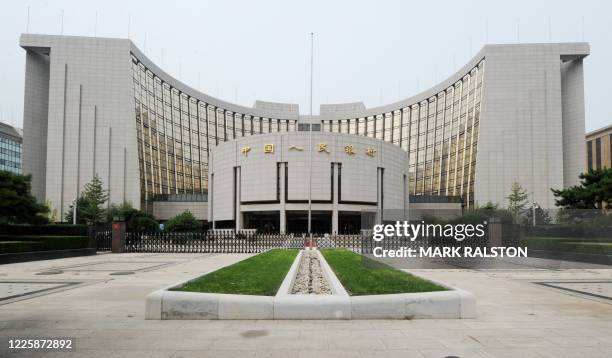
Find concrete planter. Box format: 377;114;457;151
145;249;476;320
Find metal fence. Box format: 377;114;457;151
93;229;494;254
123;232;306;253
91;225;112;251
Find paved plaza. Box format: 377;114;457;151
1;253;611;357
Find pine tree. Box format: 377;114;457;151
71;174;109;225
0;172;49;224
507;181;529;223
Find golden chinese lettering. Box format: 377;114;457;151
318;143;329;153
289;145;303;151
344;145;355;155
241;146;251;156
365;147;377;157
264;144;274;154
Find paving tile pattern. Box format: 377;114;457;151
0;253;611;357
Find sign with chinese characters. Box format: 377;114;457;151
366;147;377;157
318;143;330;153
289;145;303;151
241;146;251;156
344;145;355;155
264;144;274;154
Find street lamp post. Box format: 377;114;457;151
72;198;78;225
308;32;313;238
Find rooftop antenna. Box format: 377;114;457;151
26;6;30;33
308;31;314;236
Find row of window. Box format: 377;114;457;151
586;134;612;170
132;54;484;208
0;136;22;174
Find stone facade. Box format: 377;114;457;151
209;132;407;233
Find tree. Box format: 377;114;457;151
64;196;88;224
65;174;108;225
459;201;513;225
165;210;200;232
107;202;159;232
0;172;49;224
523;202;552;225
552;168;612;210
507;182;529;223
107;202;140;223
129;215;159;232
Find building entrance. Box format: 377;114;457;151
286;210;332;234
243;211;280;233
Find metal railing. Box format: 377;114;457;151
123;232;306;253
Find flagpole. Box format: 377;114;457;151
308;32;313;236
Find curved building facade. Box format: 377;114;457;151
209;132;407;233
20;34;589;223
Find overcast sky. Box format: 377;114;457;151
0;0;609;131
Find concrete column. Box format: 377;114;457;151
235;167;242;232
376;168;383;225
332;163;338;234
279;163;287;234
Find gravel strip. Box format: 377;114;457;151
290;250;332;295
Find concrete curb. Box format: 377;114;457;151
145;250;477;320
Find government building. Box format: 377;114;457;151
20;34;589;232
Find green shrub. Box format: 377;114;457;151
0;224;88;236
0;235;89;250
558;241;612;255
526;224;612;239
128;216;159;232
0;241;45;253
165;211;200;232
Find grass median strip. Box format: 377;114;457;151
321;249;446;296
172;249;298;296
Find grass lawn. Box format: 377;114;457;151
172;249;298;296
321;249;447;296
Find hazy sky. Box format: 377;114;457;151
0;0;610;131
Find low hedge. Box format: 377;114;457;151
522;237;612;255
526;225;612;239
0;241;46;254
0;235;89;251
558;241;612;255
0;224;88;236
